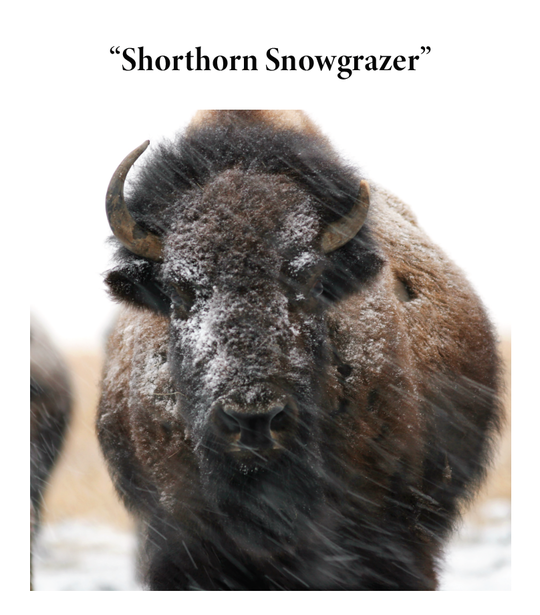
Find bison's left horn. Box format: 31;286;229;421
106;140;164;262
321;180;370;253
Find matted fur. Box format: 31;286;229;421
98;111;501;590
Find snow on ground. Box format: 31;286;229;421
32;499;510;591
439;499;511;591
33;521;140;591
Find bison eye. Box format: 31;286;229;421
168;283;194;318
311;280;324;298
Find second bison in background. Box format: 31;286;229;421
31;315;72;527
31;315;72;588
98;111;501;590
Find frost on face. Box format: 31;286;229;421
289;250;319;276
138;353;176;416
158;170;326;424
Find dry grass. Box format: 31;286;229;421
41;337;511;529
41;349;133;529
464;336;511;520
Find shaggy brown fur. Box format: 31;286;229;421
98;111;501;590
30;316;72;588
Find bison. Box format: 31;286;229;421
98;110;502;590
30;315;72;587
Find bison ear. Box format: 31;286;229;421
104;261;171;315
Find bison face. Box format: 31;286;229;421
104;141;377;554
160;170;330;550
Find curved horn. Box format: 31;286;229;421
321;180;370;253
106;140;164;262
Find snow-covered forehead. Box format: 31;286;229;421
163;169;320;286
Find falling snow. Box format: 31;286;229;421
32;499;510;591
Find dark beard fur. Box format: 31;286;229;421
197;443;324;556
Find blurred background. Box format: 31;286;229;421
22;0;527;592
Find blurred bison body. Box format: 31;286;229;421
30;316;72;585
98;111;501;590
31;316;72;521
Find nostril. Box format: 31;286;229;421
214;405;241;435
270;410;286;431
270;404;292;432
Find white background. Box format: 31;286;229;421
20;1;527;347
6;0;539;606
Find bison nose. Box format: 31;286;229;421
212;400;296;452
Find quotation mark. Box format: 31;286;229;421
110;46;121;54
420;46;431;54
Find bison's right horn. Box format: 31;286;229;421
321;180;370;253
106;140;164;262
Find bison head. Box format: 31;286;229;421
104;118;383;553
